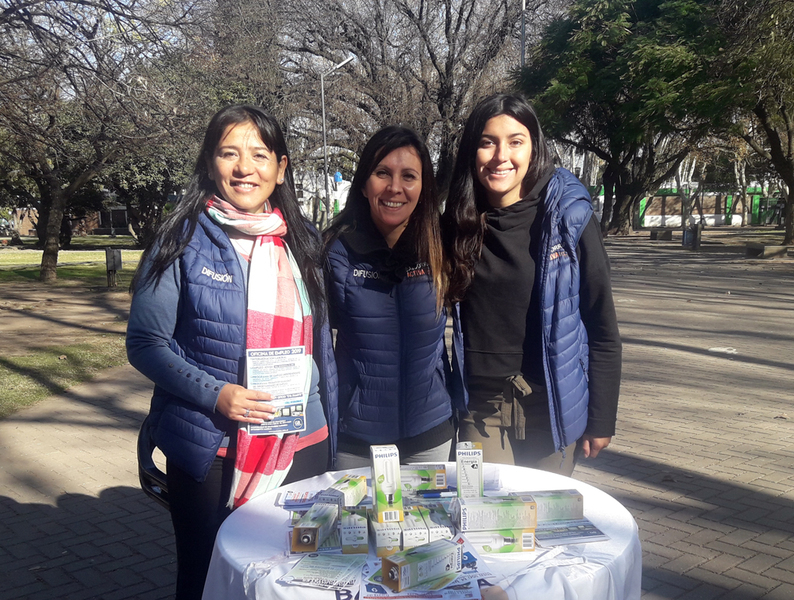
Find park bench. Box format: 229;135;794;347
745;242;790;259
649;228;674;240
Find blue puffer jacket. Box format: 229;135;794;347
142;213;338;482
325;226;463;444
452;168;592;451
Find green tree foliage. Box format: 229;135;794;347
518;0;721;234
710;0;794;243
0;0;197;280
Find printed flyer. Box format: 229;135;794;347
246;346;308;435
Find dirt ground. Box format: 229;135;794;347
0;226;789;358
0;282;131;356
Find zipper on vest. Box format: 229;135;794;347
397;283;405;440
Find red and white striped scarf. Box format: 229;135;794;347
206;196;313;508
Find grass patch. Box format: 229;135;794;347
0;249;143;268
0;335;129;419
0;265;140;287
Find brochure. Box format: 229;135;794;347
277;553;366;590
246;346;308;435
534;517;610;546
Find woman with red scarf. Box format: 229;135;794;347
127;105;336;600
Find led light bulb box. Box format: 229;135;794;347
291;502;339;552
370;444;404;523
400;464;447;491
367;508;402;557
456;496;538;532
521;489;584;522
464;528;536;553
315;474;368;517
381;538;463;592
400;506;430;550
418;505;456;542
340;507;368;554
455;442;483;499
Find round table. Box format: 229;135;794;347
202;463;641;600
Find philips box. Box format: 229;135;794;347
315;474;367;517
418;504;456;542
456;496;537;532
464;528;536;553
340;507;368;554
523;489;584;522
455;442;483;499
370;444;404;523
381;539;462;592
291;502;339;552
400;464;447;492
367;508;402;557
400;506;430;550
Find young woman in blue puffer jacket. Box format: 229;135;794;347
323;126;464;469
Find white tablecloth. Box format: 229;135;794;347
202;463;641;600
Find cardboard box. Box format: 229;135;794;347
464;528;536;553
315;474;368;517
418;505;456;542
370;444;404;523
456;496;537;532
455;442;483;499
368;508;402;557
524;489;584;522
291;503;339;552
400;506;430;549
340;507;368;554
381;539;463;592
400;465;447;491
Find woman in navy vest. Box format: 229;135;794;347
127;105;336;600
324;126;462;469
442;94;622;476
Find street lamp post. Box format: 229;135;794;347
321;56;354;226
521;0;526;68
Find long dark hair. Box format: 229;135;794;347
442;94;554;302
324;125;446;308
132;104;325;317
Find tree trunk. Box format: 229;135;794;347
601;166;616;235
784;189;794;245
39;185;67;282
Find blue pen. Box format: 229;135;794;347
416;488;457;498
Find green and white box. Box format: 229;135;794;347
455;442;483;499
340;507;368;554
400;465;447;491
456;496;537;532
418;505;456;542
464;528;536;553
291;502;339;552
400;506;430;550
315;474;368;517
382;538;463;592
525;489;584;522
367;508;402;557
370;444;404;523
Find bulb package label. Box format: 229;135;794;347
418;505;456;542
340;507;368;554
400;464;447;491
370;444;404;523
381;538;463;592
368;508;402;557
400;506;430;550
464;528;536;553
456;496;538;532
456;442;483;499
315;474;368;517
291;502;340;553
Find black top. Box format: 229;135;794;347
460;176;621;438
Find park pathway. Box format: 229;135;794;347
1;229;793;599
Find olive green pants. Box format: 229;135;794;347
459;375;580;477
